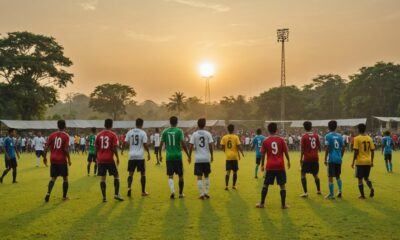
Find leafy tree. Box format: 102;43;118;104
89;83;136;120
219;95;251;120
0;31;73;119
167;92;187;117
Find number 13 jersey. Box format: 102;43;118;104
190;130;214;163
261;136;288;171
95;130;119;163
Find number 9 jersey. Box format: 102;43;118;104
47;131;70;164
261;136;288;171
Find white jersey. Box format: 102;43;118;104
153;133;161;147
125;128;148;160
33;136;46;151
190;130;214;163
80;137;86;145
69;136;74;146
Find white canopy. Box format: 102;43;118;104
0;120;225;130
264;118;367;128
372;116;400;122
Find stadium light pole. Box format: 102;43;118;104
199;62;215;117
277;28;289;131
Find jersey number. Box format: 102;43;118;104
54;137;62;149
100;136;110;149
199;136;206;148
309;137;316;149
362;141;371;151
168;134;176;146
271;142;278;155
334;140;340;149
227;140;233;149
132;135;140;146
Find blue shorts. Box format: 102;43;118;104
5;157;17;168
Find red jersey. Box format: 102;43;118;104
95;130;118;164
47;131;70;164
301;132;320;162
261;136;287;171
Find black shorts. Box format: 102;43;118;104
264;170;287;185
87;153;97;162
35;150;44;158
301;162;319;175
50;164;68;177
384;154;392;161
355;165;371;179
154;147;160;155
97;163;119;177
166;160;183;176
328;163;342;178
5;157;17;168
80;145;85;151
128;160;145;173
256;157;262;165
194;162;211;176
226;160;239;171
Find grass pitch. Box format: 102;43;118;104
0;151;399;240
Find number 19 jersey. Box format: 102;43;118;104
125;128;148;160
301;132;320;162
47;131;70;164
261;136;287;171
190;130;214;163
95;130;118;164
161;127;184;161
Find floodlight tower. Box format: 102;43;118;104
199;62;215;117
277;28;289;130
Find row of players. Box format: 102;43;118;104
0;117;393;208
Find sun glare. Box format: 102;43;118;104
199;62;216;78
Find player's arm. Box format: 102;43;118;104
144;143;151;161
159;141;164;162
209;142;214;163
43;143;48;166
352;149;358;169
188;143;194;159
237;144;244;160
180;140;190;164
324;145;329;166
66;147;71;166
284;142;290;169
371;139;375;167
300;137;304;164
14;144;20;159
113;145;120;165
381;140;384;154
260;152;266;171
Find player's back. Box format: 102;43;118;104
354;135;375;165
87;134;96;153
126;128;147;160
301;132;320;162
154;133;161;147
221;134;240;160
382;136;393;154
96;130;118;163
253;135;266;157
262;136;287;170
325;132;343;164
47;131;69;164
162;127;183;160
191;130;213;162
4;137;15;157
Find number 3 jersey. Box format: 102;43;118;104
47;131;70;164
125;128;148;160
261;136;288;171
190;130;214;163
95;130;119;164
324;132;344;164
301;132;320;162
353;135;375;165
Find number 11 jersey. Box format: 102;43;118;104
190;130;214;163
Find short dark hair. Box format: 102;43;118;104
91;127;96;133
8;128;15;134
105;119;113;129
256;128;262;135
384;130;391;136
358;123;366;134
136;118;144;127
198;118;206;129
57;120;66;130
155;128;159;133
303;121;312;131
227;124;234;133
328;120;337;131
170;116;178;126
267;123;277;134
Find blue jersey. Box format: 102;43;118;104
252;135;266;158
382;136;393;155
324;132;344;164
4;137;16;159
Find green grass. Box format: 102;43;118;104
0;151;399;240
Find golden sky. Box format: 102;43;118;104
1;0;400;103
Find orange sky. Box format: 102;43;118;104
1;0;400;103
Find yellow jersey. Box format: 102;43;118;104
74;136;80;144
353;135;375;165
220;134;241;160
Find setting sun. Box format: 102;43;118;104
199;62;216;78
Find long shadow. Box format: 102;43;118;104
226;191;250;238
199;201;221;239
162;199;189;240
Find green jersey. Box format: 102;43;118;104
161;127;184;161
87;134;96;154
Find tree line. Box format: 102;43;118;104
1;32;400;121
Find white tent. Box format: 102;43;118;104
264;118;367;128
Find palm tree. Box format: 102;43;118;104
167;92;187;117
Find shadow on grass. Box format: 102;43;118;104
226;191;250;237
199;201;221;239
162;199;189;240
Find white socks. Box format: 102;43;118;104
36;157;40;167
204;178;210;194
168;178;175;194
197;180;203;195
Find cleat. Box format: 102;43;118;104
255;176;258;179
370;189;375;198
232;186;237;190
199;195;205;200
204;194;210;199
224;187;229;191
317;191;322;195
114;195;124;201
179;194;185;199
62;197;69;201
45;194;50;202
325;194;335;200
103;198;107;203
300;193;309;198
142;192;149;197
337;192;342;198
358;196;366;199
256;203;265;208
281;205;289;209
127;189;131;197
170;193;175;199
12;181;17;184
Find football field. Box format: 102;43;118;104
0;151;399;240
